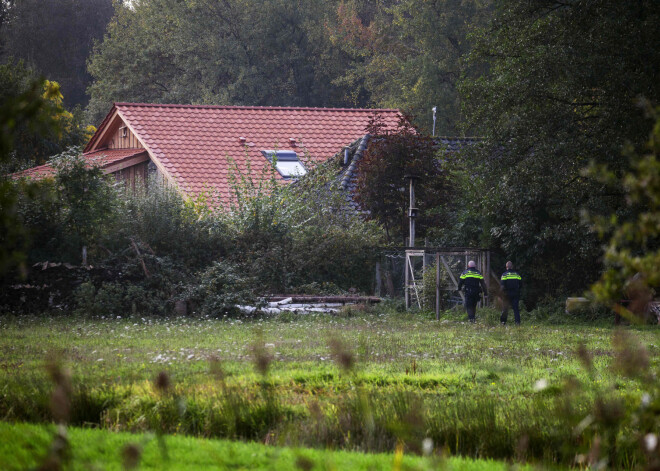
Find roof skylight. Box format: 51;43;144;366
261;150;307;178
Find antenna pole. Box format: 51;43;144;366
409;177;415;248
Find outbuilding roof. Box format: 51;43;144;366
12;148;148;180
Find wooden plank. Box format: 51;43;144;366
87;110;120;152
440;255;464;302
405;249;410;309
266;295;382;304
407;254;422;309
102;119;143;151
115;108;178;190
104;153;149;174
435;252;440;320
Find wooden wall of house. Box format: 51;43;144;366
107;124;144;150
113;161;149;190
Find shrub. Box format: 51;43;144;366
185;261;256;316
10;146;386;315
221;154;384;294
420;262;462;311
120;182;228;270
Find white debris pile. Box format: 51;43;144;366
238;297;345;314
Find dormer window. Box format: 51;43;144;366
261;150;307;178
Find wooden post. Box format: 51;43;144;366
409;178;416;248
435;252;440;320
440;256;464;303
480;251;485;307
82;245;87;266
403;238;409;308
486;250;491;305
477;251;482;308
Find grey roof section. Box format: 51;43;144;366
307;136;481;214
433;136;481;152
340;134;370;191
337;136;480;210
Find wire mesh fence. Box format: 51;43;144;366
377;248;493;310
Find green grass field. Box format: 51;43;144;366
0;307;658;469
0;422;538;470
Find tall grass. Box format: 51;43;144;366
1;314;657;469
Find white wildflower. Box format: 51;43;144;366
641;393;651;407
422;438;433;456
533;378;548;392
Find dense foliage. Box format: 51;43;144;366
0;0;114;108
86;0;361;123
220;152;384;294
5;151;383;315
589;106;660;320
83;0;493;131
328;0;491;134
0;72;69;275
456;0;660;304
0;63;92;172
355;115;451;243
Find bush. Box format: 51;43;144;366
120;183;228;270
420;261;463;311
220;155;384;294
185;261;256;316
9;148;387;316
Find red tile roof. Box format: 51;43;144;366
108;103;402;201
12;149;148;180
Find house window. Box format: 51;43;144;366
261;150;307;178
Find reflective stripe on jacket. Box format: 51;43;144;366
500;270;522;296
458;268;486;297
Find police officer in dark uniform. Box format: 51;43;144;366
457;261;487;323
500;261;523;325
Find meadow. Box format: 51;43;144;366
0;305;658;469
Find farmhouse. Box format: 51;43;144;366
16;103;402;203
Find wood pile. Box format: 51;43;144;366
238;295;381;315
1;262;106;312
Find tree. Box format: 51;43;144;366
0;0;114;108
457;0;660;303
327;0;491;134
589;104;660;321
86;0;359;123
0;76;61;274
354;115;451;244
51;149;120;263
0;62;93;172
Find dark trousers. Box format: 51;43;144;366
501;294;520;325
465;295;479;322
